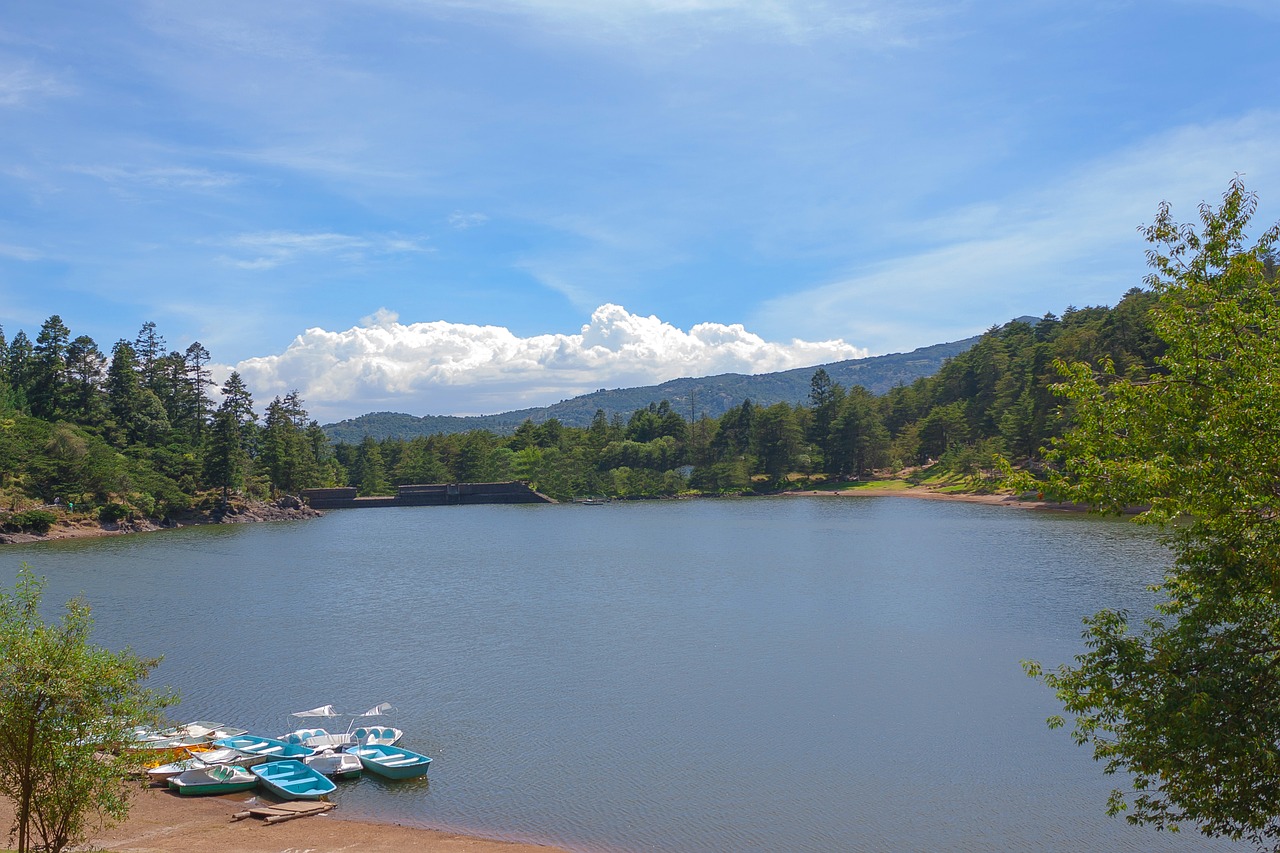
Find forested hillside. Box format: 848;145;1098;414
323;333;985;442
0;318;340;531
326;289;1163;500
0;290;1162;526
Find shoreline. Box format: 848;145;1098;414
9;786;582;853
779;484;1089;511
0;487;1091;548
0;499;323;546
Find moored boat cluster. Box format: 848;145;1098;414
133;705;432;800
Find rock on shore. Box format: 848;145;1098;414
0;497;323;545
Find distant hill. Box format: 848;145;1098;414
322;328;995;443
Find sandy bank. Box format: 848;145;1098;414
780;485;1088;511
0;787;578;853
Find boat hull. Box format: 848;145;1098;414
304;750;362;780
346;743;432;780
251;759;337;800
214;735;313;761
168;765;258;796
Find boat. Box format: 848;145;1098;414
303;748;363;780
251;759;337;800
345;743;432;779
351;724;403;746
280;702;402;749
132;721;250;753
168;764;259;796
146;746;256;785
213;734;314;761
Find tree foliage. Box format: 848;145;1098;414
0;566;175;853
1024;178;1280;847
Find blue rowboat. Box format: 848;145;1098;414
250;759;336;800
213;734;313;761
346;743;432;779
169;764;259;796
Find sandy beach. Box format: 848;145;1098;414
0;787;579;853
782;484;1087;511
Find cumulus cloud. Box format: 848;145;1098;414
232;304;867;421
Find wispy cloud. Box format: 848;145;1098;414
67;164;243;191
420;0;927;46
448;211;489;229
0;242;41;262
215;230;432;270
0;64;72;107
232;304;867;421
756;111;1280;351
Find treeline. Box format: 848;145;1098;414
332;287;1165;500
0;289;1164;521
0;317;341;525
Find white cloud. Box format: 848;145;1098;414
232;303;867;421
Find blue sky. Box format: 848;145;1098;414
3;0;1278;421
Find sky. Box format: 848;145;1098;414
2;0;1279;422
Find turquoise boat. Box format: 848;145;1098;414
213;734;313;761
346;743;432;779
169;764;259;796
251;759;337;800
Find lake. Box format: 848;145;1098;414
0;497;1247;852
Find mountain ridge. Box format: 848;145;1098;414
321;326;1005;443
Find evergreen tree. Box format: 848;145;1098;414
29;316;72;421
349;435;390;496
260;391;318;494
183;342;212;437
132;322;166;390
6;331;33;410
65;335;107;425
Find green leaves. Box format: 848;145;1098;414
1028;180;1280;848
0;565;175;853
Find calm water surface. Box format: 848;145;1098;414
0;497;1247;852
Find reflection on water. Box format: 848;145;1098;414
0;498;1243;852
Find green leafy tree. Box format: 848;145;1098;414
0;566;174;853
1024;179;1280;847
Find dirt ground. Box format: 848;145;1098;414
0;787;577;853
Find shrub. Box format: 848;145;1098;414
98;503;131;523
9;509;58;534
